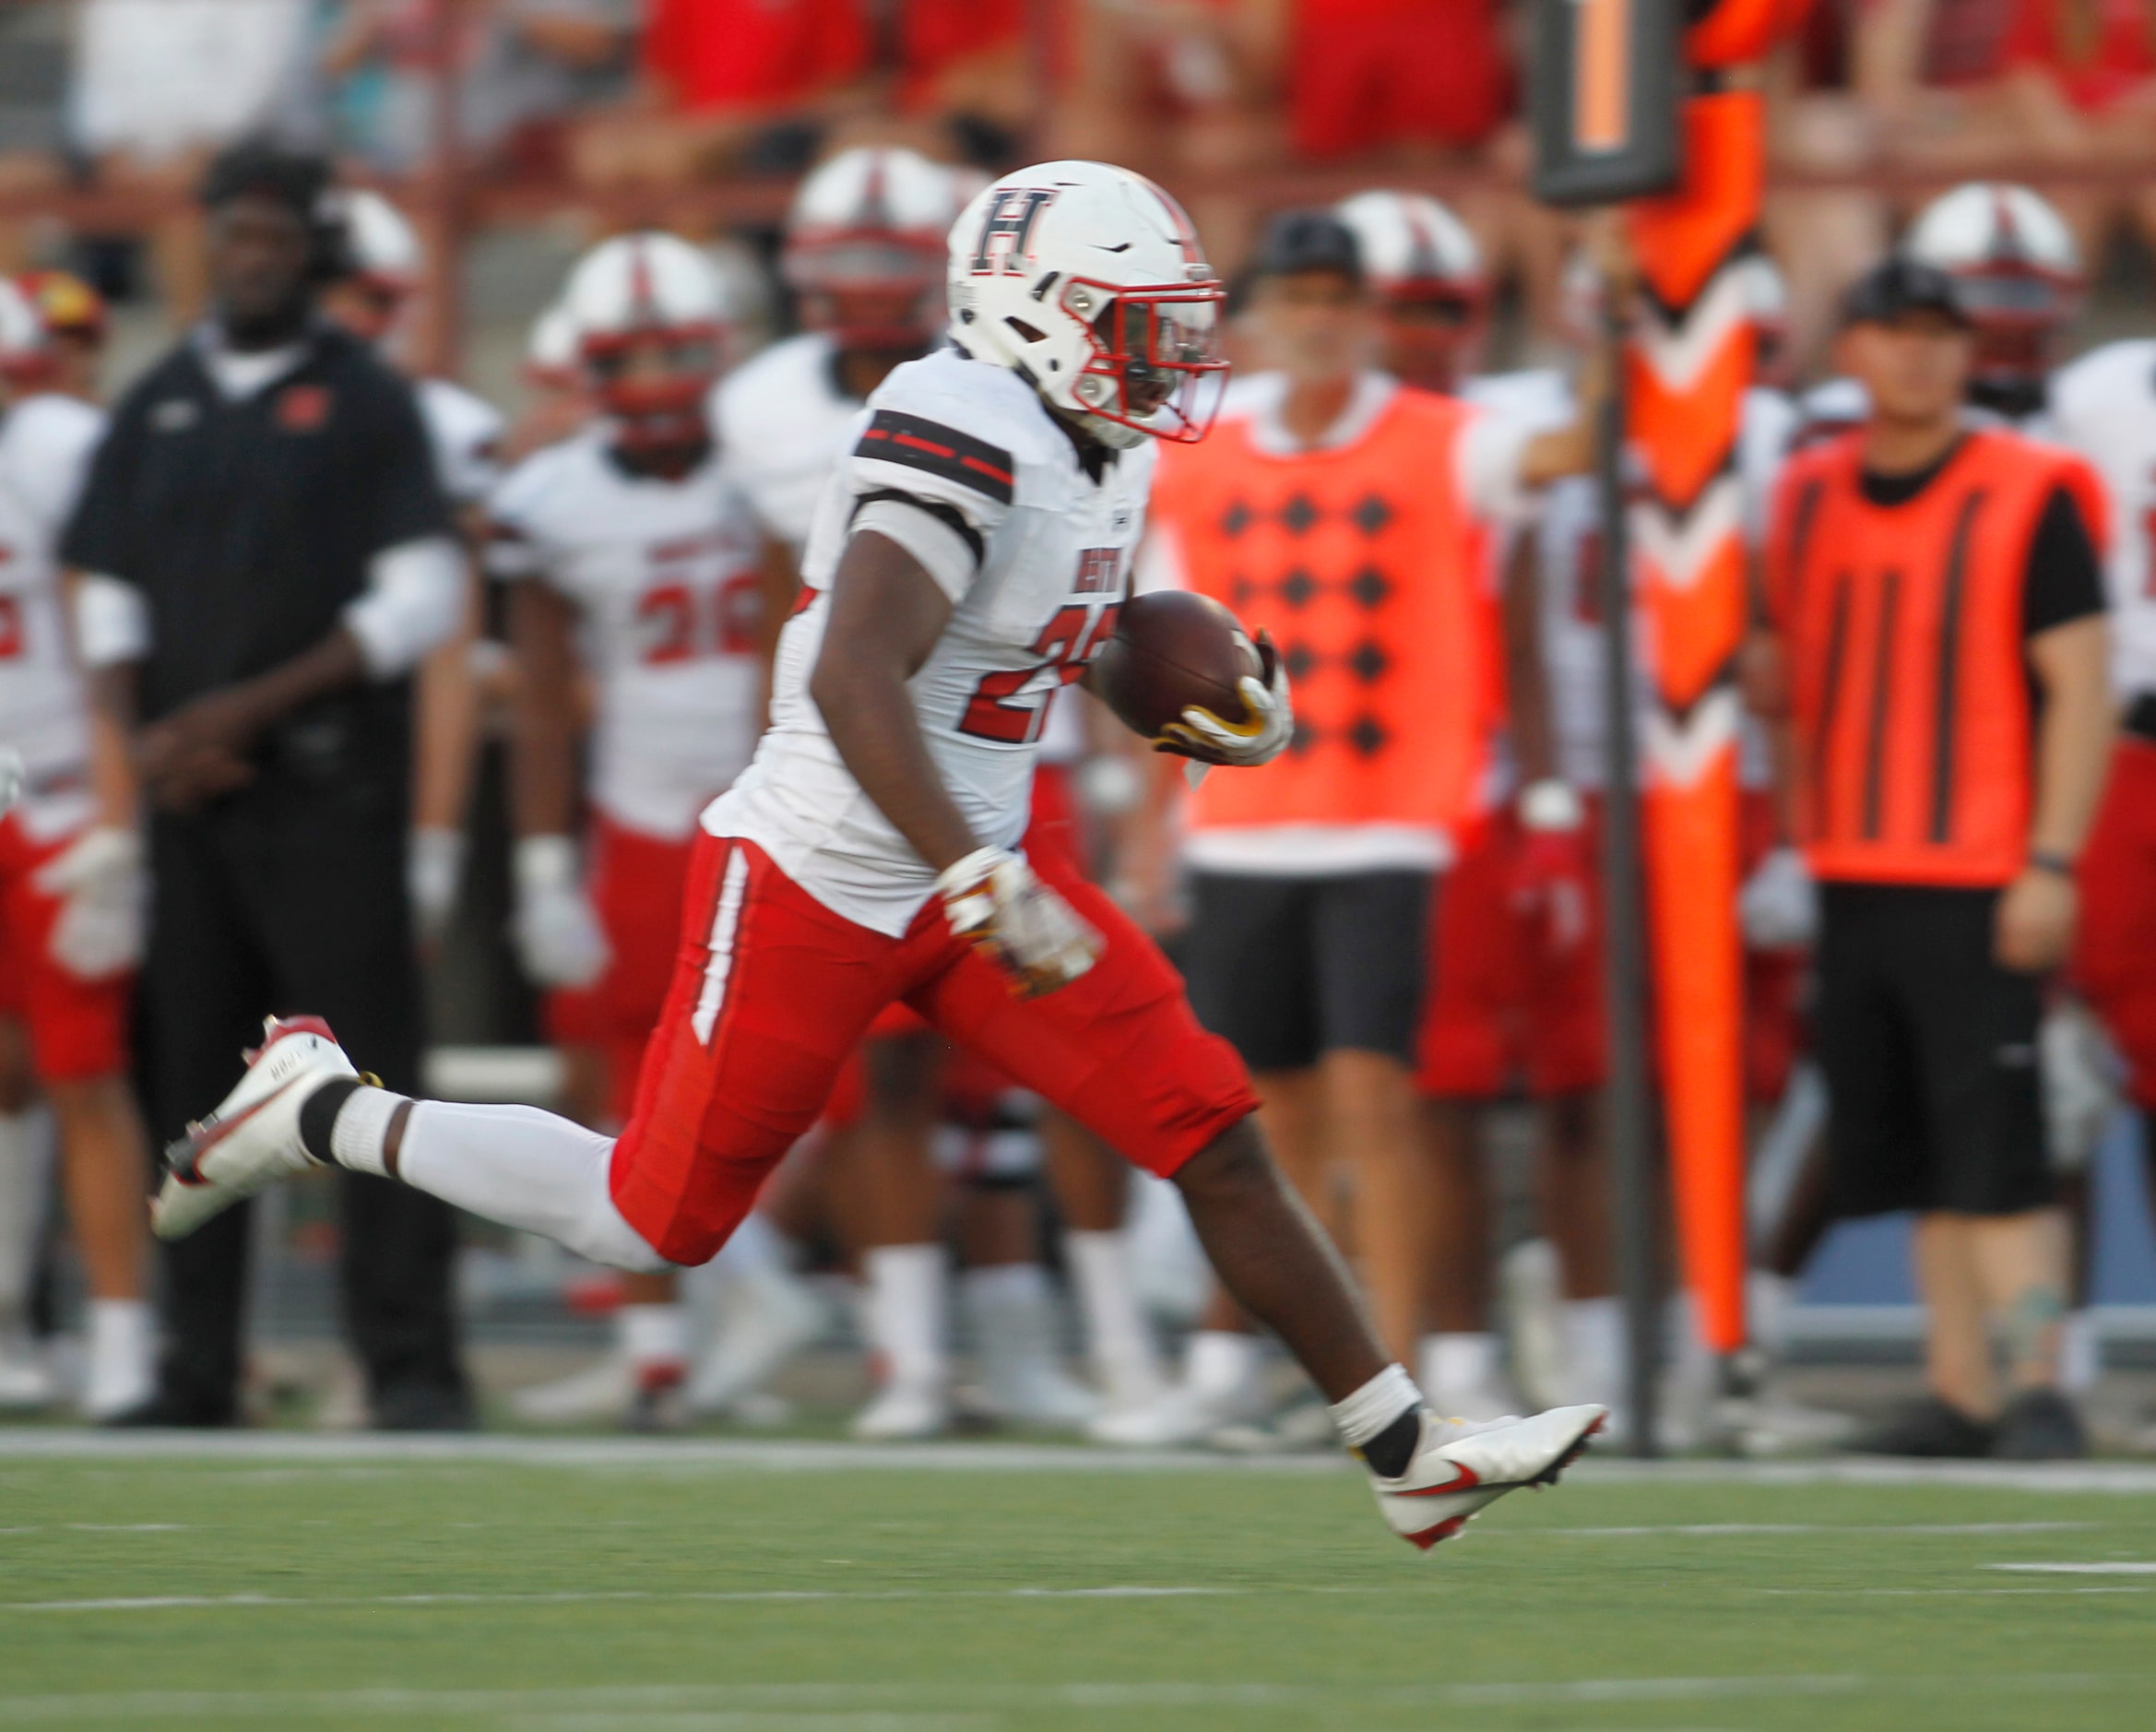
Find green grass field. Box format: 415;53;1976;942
2;1439;2152;1731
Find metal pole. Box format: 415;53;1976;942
1593;292;1661;1457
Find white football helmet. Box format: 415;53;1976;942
785;147;963;350
525;301;581;390
1737;252;1793;387
336;188;423;294
560;231;729;451
1904;183;2081;412
946;160;1227;448
1334;190;1487;391
0;276;46;386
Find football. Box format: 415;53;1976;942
1091;591;1262;743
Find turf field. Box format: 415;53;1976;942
1;1437;2152;1731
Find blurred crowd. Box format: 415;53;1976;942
4;5;2156;1461
8;4;2156;369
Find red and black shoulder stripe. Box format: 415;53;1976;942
856;410;1015;505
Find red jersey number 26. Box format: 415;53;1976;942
958;601;1120;743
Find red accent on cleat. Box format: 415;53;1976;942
247;1015;339;1065
1396;1461;1482;1498
1405;1514;1470;1550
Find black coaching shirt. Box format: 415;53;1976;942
62;322;449;749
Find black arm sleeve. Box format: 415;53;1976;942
2022;484;2107;639
360;374;454;555
56;398;140;577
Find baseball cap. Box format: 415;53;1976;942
1250;210;1364;285
1840;258;1972;330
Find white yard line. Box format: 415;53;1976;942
0;1673;2143;1722
1986;1561;2156;1574
0;1585;1235;1614
2;1429;2155;1492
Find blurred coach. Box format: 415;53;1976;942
1758;260;2114;1462
63;144;470;1429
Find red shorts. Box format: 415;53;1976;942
1290;2;1513;160
609;832;1258;1263
0;815;129;1081
2073;736;2156;1109
546;817;698;1125
825;765;1089;1124
1416;807;1609;1099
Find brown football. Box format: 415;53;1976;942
1091;591;1262;744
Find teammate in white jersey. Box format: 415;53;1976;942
489;233;769;1428
155;162;1604;1548
319;188;509;950
718;148;1163;1440
0;279;156;1418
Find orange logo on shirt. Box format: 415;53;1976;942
278;386;331;432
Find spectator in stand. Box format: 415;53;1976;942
1997;0;2156;272
571;0;875;193
1050;1;1287;270
67;0;319;322
888;0;1030;166
321;0;635;181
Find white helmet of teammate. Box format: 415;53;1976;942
525;301;581;389
561;231;729;451
0;275;46;385
1334;190;1487;390
336;188;423;294
1737;252;1794;387
1904;183;2081;412
946;160;1227;448
785;146;964;350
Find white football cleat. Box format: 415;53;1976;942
510;1354;634;1426
850;1379;951;1441
151;1016;358;1241
1368;1404;1607;1551
685;1268;824;1417
1085;1372;1270;1448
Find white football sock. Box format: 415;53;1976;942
82;1299;156;1420
1418;1332;1500;1408
1064;1228;1162;1406
327;1085;405;1178
711;1209;790;1283
2059;1309;2102;1394
1747;1270;1797;1358
1328;1362;1425;1451
392;1100;666;1272
619;1302;688;1373
963;1262;1060;1378
1563;1297;1624;1408
0;1107;54;1323
862;1243;947;1394
1185;1328;1262;1401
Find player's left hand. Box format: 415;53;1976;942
1996;862;2077;974
937;846;1104;999
1154;632;1293;768
137;686;265;812
31;825;147;979
1510;780;1593;955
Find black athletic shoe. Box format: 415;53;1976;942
99;1391;239;1429
371;1382;475;1432
1991;1389;2089;1461
1843;1394;1995;1458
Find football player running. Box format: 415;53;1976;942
715;148;1161;1439
153;162;1604;1548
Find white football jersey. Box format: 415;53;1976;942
419;377;505;508
711;332;865;557
0;393;104;840
489;428;766;840
2045;340;2156;698
707;348;1153;935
